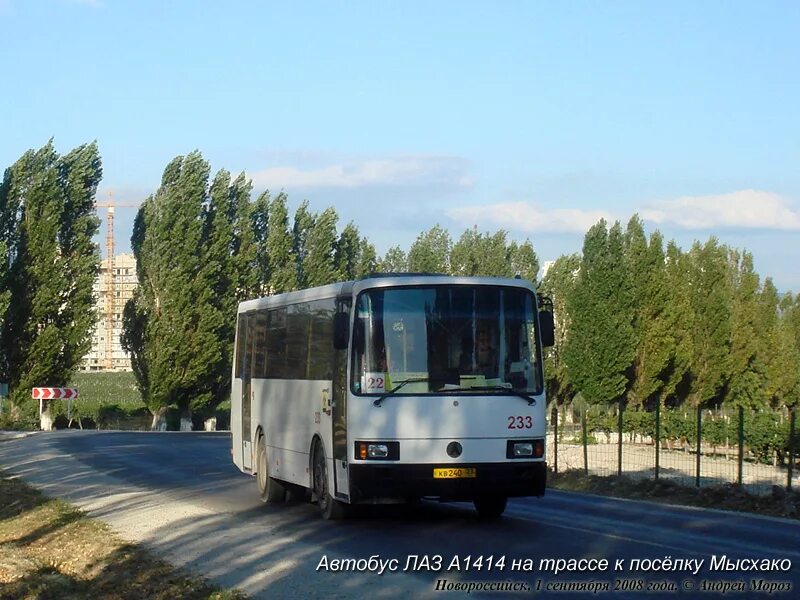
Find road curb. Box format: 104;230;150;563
0;430;38;442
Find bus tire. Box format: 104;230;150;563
473;495;507;519
257;435;286;503
312;442;347;520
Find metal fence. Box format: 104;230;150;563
546;401;798;495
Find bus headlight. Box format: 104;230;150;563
368;443;389;458
513;442;533;457
507;439;544;459
355;441;399;460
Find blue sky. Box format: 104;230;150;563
2;1;799;290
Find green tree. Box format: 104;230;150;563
200;169;255;415
407;224;451;273
357;237;378;278
0;241;10;354
450;227;513;277
303;207;339;286
380;246;408;272
249;190;270;295
785;292;800;350
0;141;101;425
563;220;635;405
508;239;539;283
623;217;672;407
726;250;765;408
658;241;693;406
686;238;733;407
292;200;316;288
122;152;243;429
539;253;580;407
761;281;800;409
266;192;296;293
334;221;361;280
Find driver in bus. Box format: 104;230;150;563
461;327;499;378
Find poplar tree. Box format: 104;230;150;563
508;239;539;283
201;170;255;413
0;242;10;348
407;224;451;273
334;222;361;280
658;241;693;406
265;193;296;293
380;246;408;272
686;238;732;406
761;281;799;408
293;200;315;288
786;293;800;350
450;228;512;277
123;152;242;428
0;141;101;423
727;251;765;408
357;237;378;278
624;217;672;406
303;207;338;286
539;253;580;406
250;191;271;293
563;220;635;405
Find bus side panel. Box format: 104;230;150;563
252;378;334;489
231;377;244;471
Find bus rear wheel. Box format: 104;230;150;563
257;435;286;503
312;442;347;520
473;495;507;519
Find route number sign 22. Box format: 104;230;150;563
365;372;387;393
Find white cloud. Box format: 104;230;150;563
641;190;800;230
248;155;474;191
446;201;613;234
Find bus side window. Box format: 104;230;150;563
234;315;246;378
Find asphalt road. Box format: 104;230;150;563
1;431;799;599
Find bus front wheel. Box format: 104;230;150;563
257;435;286;503
473;495;507;519
312;443;347;520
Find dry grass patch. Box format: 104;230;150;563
0;471;245;600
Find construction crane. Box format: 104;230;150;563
95;194;139;370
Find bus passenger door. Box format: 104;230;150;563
331;298;351;500
241;313;254;471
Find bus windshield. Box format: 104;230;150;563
351;285;543;396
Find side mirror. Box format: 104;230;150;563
333;312;349;350
539;310;555;347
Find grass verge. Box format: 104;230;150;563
0;470;246;600
549;469;800;520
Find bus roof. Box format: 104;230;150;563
237;274;537;314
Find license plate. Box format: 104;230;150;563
433;467;476;479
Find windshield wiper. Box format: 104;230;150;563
373;377;430;407
373;381;536;407
466;385;537;406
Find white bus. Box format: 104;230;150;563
231;274;554;519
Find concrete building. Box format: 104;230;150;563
81;253;137;371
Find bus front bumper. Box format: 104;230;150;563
348;461;546;502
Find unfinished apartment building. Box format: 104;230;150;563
81;253;137;371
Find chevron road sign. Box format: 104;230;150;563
31;387;79;400
32;388;79;429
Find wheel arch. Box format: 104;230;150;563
253;425;265;474
309;434;324;486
